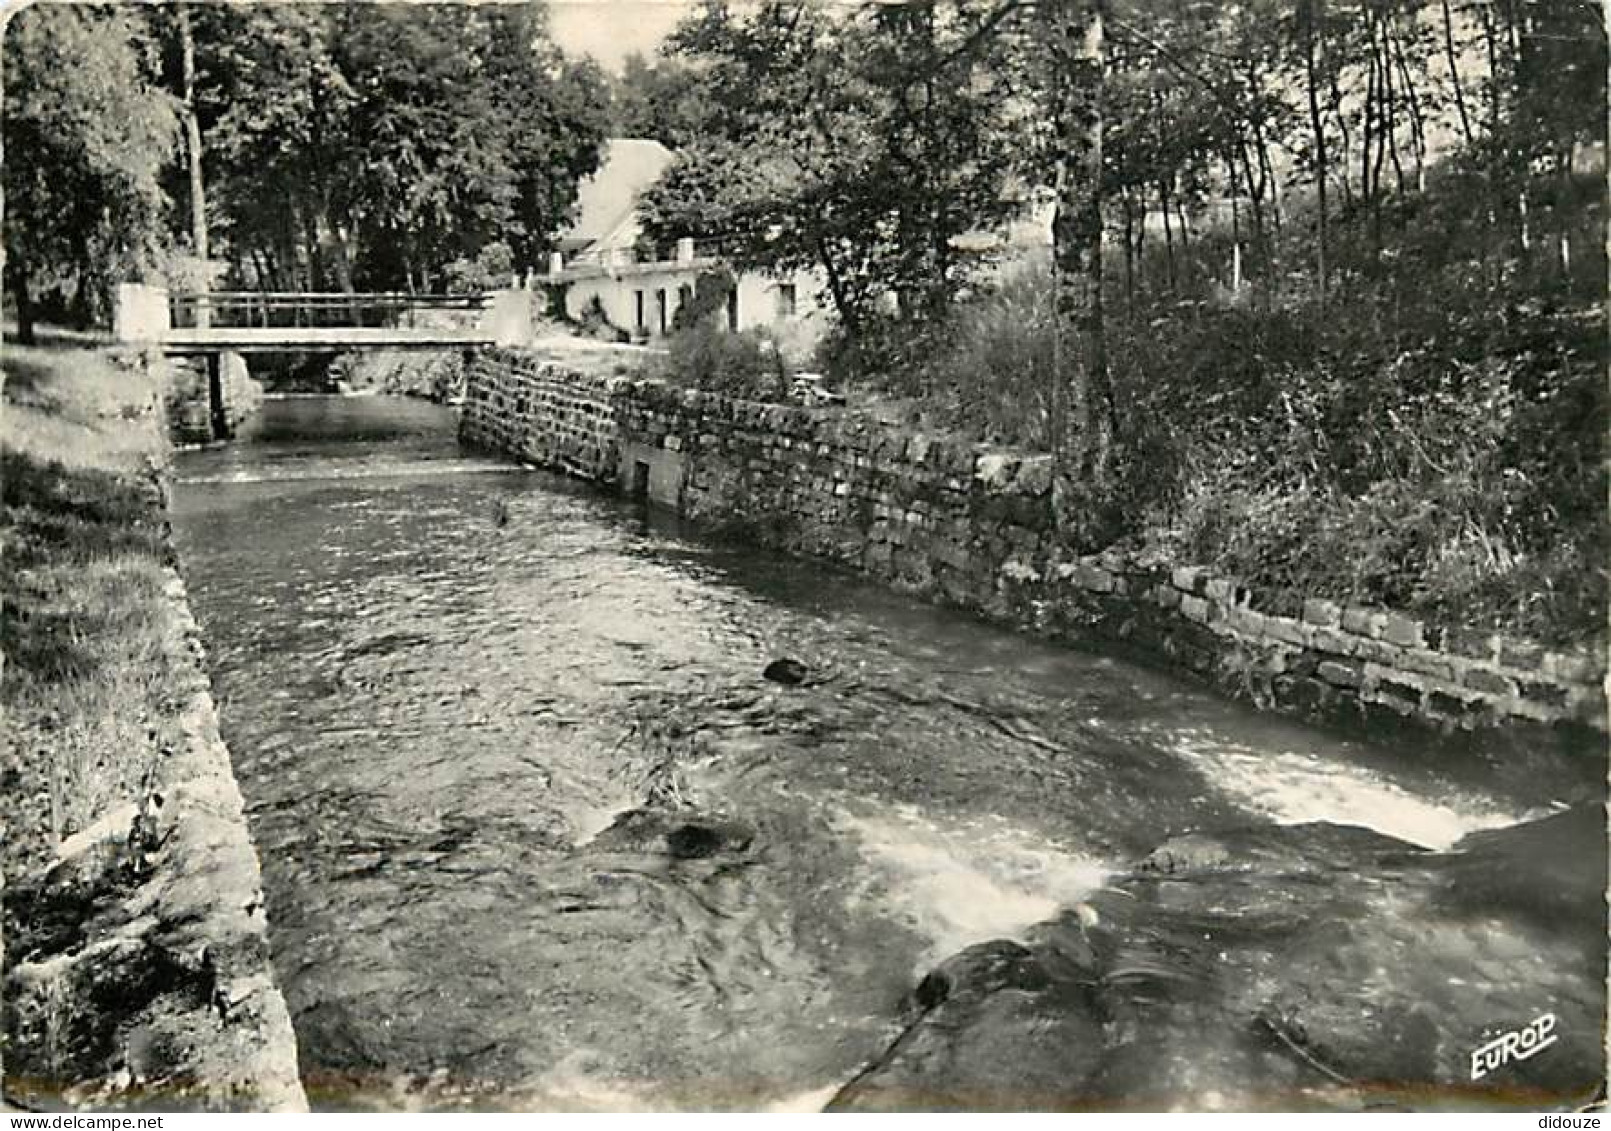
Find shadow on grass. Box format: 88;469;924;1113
1;448;173;690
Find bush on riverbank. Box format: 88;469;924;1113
827;178;1607;648
653;322;791;401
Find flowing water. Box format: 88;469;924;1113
169;395;1588;1111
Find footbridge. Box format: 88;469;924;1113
114;284;534;353
115;283;538;442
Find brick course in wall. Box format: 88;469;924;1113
461;349;1608;743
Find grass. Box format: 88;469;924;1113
1;344;173;883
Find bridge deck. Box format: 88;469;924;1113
161;326;495;354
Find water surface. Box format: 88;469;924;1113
170;396;1584;1111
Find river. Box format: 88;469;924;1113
168;395;1582;1111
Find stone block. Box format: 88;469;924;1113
1263;617;1310;647
1012;457;1053;497
1462;668;1515;697
1398;650;1455;681
1440;625;1497;662
1180;595;1210;623
1543;651;1601;684
1302;597;1343;628
1306;626;1354;657
1172;566;1207;595
1381;613;1424;649
1340;606;1383;638
1317;660;1363;689
1372;677;1424;714
1517;679;1569;709
1498;637;1547;673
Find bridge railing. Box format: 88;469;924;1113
168;291;492;332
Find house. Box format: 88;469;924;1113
544;139;830;359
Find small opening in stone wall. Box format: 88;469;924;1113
631;459;650;499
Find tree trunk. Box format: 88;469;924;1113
1045;0;1117;552
1392;27;1429;194
1159;179;1177;291
1303;0;1329;299
816;235;862;343
1441;0;1475;146
177;2;210;328
10;268;35;346
1122;190;1135;310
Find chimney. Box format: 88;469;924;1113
676;237;696;264
547;251;565;277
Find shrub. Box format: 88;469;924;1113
654;322;789;401
816;172;1606;646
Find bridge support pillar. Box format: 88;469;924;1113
206;352;229;440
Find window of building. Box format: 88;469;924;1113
634;290;646;330
775;283;797;318
656;288;669;335
726;287;739;332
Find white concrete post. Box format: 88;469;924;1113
479;288;535;347
113;283;171;343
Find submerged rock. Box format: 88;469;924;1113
587;807;755;861
832;806;1607;1112
763;658;810;686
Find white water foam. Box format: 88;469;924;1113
1167;729;1533;850
838;803;1109;966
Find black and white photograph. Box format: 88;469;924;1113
1;0;1606;1115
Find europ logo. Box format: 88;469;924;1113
1470;1012;1558;1081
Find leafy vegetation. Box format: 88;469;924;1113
2;0;611;320
3;6;177;342
653;323;790;400
4;0;1603;645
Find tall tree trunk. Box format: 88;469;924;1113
1441;0;1475;146
9;267;36;346
177;2;210;328
1361;13;1378;203
1328;64;1354;209
1159;179;1177;291
1377;21;1408;198
816;235;862;343
1303;0;1329;299
1045;0;1117;552
1392;27;1429;193
1122;190;1135;310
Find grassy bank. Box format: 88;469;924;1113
2;346;172;882
2;345;177;1102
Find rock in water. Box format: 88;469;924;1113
832;806;1608;1112
763;658;809;685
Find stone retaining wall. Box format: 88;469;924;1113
460;349;1607;744
3;352;305;1112
461;348;621;480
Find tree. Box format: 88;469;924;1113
3;4;177;341
610;52;716;148
1043;0;1117;551
192;2;609;293
174;2;210;324
638;0;1021;343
